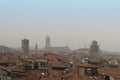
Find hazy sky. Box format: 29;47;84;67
0;0;120;51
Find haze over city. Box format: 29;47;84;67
1;1;120;80
0;0;120;51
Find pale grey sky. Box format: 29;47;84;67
0;0;120;51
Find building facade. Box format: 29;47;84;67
0;45;11;54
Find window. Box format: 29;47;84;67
86;68;91;74
41;62;46;67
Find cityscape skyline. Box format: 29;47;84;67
0;35;119;52
0;0;120;51
0;1;120;80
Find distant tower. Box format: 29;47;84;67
46;36;51;48
35;43;38;51
22;39;29;57
90;40;99;54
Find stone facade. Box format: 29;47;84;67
22;39;29;57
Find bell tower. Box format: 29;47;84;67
22;39;29;57
46;36;50;48
90;40;99;55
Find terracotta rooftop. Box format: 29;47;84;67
48;70;63;75
6;66;24;72
98;68;120;79
79;74;94;80
77;63;98;68
49;62;66;68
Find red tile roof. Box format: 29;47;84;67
49;62;66;68
48;70;63;75
6;66;24;72
98;68;120;79
77;63;98;68
79;74;94;80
